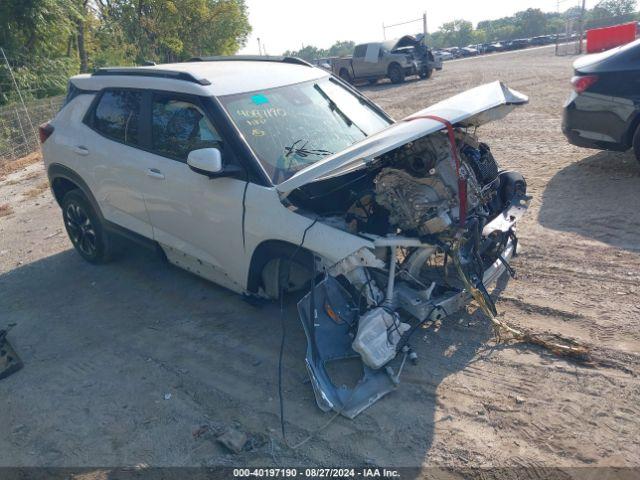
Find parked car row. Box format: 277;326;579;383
434;34;567;60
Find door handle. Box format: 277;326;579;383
73;145;90;156
147;168;165;180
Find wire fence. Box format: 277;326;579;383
555;13;638;56
0;46;69;163
0;96;63;161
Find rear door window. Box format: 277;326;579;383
92;89;142;146
354;45;367;58
151;95;222;161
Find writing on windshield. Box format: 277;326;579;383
220;78;390;184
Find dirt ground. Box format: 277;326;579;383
1;46;639;475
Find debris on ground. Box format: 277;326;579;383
0;327;23;381
192;424;210;439
216;427;247;454
490;315;590;360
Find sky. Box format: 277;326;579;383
239;0;600;55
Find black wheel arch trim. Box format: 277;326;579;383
625;111;640;149
48;163;103;219
246;240;315;293
48;163;158;251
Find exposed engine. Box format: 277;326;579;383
336;130;506;239
373;131;495;235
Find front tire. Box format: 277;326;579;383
62;190;113;264
632;124;640;165
419;67;433;79
388;64;405;84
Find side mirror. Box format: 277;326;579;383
187;148;223;176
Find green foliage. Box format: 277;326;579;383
588;0;638;28
439;19;474;47
284;40;355;60
0;0;251;105
98;0;251;63
328;41;355;58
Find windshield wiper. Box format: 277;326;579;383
284;139;333;159
313;83;367;136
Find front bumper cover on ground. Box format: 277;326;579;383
298;235;519;418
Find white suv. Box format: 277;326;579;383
41;56;530;417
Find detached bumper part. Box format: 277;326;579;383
297;277;397;419
0;330;23;381
299;236;520;418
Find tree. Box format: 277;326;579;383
283;45;327;61
328;40;355;58
589;0;638;27
95;0;251;63
515;8;546;38
0;0;252;105
595;0;637;17
439;19;474;47
0;0;79;103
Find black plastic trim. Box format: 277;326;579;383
47;163;103;217
103;220;158;251
187;55;312;67
93;68;211;86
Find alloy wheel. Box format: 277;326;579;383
65;202;97;257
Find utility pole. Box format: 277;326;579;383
382;22;386;40
423;11;428;42
257;37;263;56
578;0;586;54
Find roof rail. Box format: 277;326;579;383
92;68;211;86
187;55;312;67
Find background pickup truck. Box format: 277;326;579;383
332;35;442;85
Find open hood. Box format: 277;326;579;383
277;81;528;195
383;35;420;51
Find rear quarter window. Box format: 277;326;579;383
354;45;367;58
90;89;142;146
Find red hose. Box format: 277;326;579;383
402;114;467;227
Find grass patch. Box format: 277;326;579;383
22;180;50;199
0;152;42;181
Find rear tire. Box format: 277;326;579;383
388;64;405;84
419;67;433;79
339;68;352;84
61;190;113;264
632;124;640;165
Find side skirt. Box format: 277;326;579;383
160;243;245;294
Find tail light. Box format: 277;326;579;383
571;74;598;94
39;122;54;144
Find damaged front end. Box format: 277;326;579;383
283;82;531;417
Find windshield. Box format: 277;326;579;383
219;77;391;184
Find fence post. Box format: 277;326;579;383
13;106;28;154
